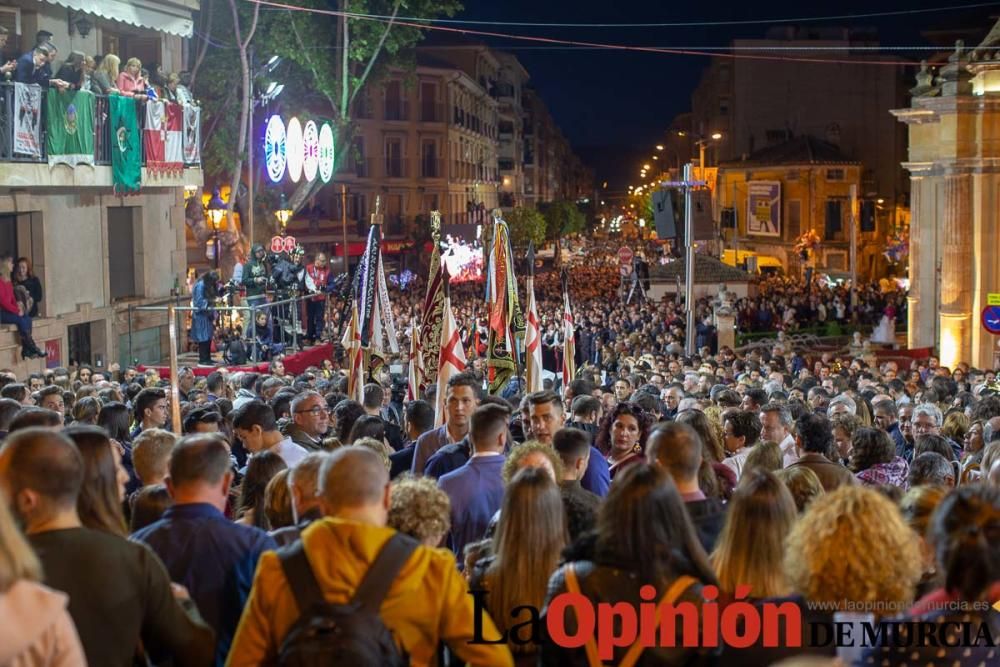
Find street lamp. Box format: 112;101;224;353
711;132;723;140
274;192;294;234
656;144;664;151
206;188;228;269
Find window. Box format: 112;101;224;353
420;82;439;122
719;97;730;116
826;168;845;181
384;81;406;121
108;208;140;300
386;194;404;235
423;193;439;212
0;7;20;38
384;137;405;178
861;200;876;232
0;215;17;261
421;139;439;177
824;199;843;240
352;138;367;177
787;200;802;240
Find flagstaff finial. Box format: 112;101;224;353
371;196;383;226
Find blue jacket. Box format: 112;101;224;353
581;446;611;497
424;439;471;480
131;503;276;665
438;455;506;560
14;52;51;86
191;281;213;343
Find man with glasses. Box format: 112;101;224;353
287;391;330;452
912;403;963;460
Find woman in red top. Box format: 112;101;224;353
0;255;45;359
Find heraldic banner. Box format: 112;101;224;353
46;89;95;167
109;95;141;193
144;100;183;174
183;105;200;164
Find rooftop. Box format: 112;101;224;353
720;135;859;168
649;255;754;283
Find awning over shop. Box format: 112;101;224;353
45;0;194;37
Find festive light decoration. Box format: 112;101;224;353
264;115;286;183
286;117;303;183
318;122;334;183
302;120;319;183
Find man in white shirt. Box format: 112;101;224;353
231;399;308;468
721;410;762;482
760;403;798;468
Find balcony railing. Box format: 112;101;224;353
336;156;375;178
419;102;445;123
384;100;410;121
420;157;444;178
0;83;201;168
384;157;409;178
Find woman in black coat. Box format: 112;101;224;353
14;257;42;318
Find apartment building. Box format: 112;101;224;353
0;0;201;374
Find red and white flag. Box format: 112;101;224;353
144;101;183;174
340;301;364;403
562;284;576;390
435;295;467;427
525;276;543;393
407;317;423;402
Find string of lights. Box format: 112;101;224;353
243;0;925;67
253;0;1000;29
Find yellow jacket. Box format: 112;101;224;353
226;517;514;667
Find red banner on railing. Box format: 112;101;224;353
144;101;183;174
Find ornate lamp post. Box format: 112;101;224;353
274;192;293;235
205;188;227;270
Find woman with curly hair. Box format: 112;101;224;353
784;485;922;619
388;475;451;547
850;427;909;489
594;401;652;480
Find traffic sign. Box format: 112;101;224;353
618;246;634;265
270;235;298;254
983;306;1000;335
988;293;1000;306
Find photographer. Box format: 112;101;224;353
242;244;270;307
304;252;332;344
192;270;219;366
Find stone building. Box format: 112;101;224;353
892;31;1000;370
0;0;200;374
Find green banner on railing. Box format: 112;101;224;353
46;88;95;167
109;95;141;193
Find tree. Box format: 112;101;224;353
542;200;586;241
506;207;547;248
192;0;461;242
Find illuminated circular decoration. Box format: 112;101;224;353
286;117;303;183
318;123;335;183
302;120;319;182
263;115;286;183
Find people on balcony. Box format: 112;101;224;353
54;51;86;89
116;58;146;97
0;26;15;78
91;54;120;95
13;258;43;319
0;256;46;360
15;45;52;87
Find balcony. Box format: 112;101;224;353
337;156;375;178
419;102;445;123
384;157;409;178
420;157;444;178
0;83;201;189
384;100;410;122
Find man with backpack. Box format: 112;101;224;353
226;446;513;666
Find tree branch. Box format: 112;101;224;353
348;0;401;110
288;12;339;113
189;0;214;88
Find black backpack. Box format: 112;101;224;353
224;338;247;365
276;533;418;667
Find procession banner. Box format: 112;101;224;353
13;83;42;158
109;95;141;193
183;104;201;164
46;88;95;167
144;100;183;174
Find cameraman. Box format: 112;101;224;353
192;270;219;366
304;252;332;344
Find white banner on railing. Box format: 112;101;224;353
13;83;42;158
183;104;200;164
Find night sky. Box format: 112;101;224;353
453;0;998;185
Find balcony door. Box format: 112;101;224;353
385;137;404;178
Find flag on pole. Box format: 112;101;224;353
407;317;422;402
340;301;364;403
356;197;398;380
435;287;467;427
524;244;543;393
484;210;524;395
561;269;576;390
419;211;445;393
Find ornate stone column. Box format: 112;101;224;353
907;177;923;349
938;173;973;369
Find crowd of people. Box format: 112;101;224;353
2;27;195;103
0;253;997;664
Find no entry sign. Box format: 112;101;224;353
983;306;1000;335
618;246;634;265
